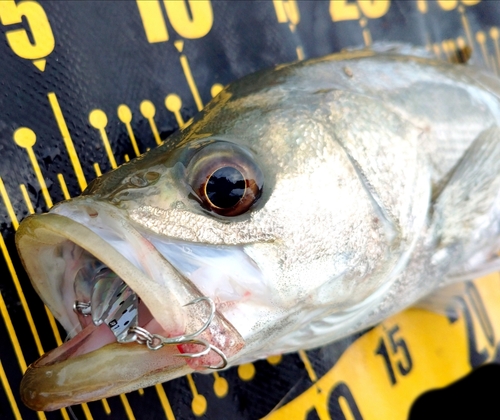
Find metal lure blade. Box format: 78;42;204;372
90;269;139;342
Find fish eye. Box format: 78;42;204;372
206;166;245;209
186;142;264;217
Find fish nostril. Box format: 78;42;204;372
145;171;160;182
130;174;148;187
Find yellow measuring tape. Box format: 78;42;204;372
268;273;500;419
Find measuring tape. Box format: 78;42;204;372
267;274;500;419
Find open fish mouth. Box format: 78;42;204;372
16;198;246;411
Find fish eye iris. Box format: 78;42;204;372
206;167;246;209
187;141;264;217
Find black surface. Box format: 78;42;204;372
410;364;500;420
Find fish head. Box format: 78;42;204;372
16;53;427;410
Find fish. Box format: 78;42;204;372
16;46;500;411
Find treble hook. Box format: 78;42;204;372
128;296;228;370
204;344;228;370
180;296;216;341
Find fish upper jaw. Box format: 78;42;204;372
15;198;245;410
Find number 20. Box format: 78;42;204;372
330;0;391;22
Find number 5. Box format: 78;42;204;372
0;0;55;61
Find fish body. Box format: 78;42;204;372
16;49;500;410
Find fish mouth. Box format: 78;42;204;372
16;198;245;411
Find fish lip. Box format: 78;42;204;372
20;341;191;411
16;200;245;410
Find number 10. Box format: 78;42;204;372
136;0;213;43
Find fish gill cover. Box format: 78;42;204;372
0;1;500;419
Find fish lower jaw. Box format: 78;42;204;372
20;275;229;411
20;336;193;411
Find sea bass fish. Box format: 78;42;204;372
16;48;500;411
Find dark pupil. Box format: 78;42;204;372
206;167;245;208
